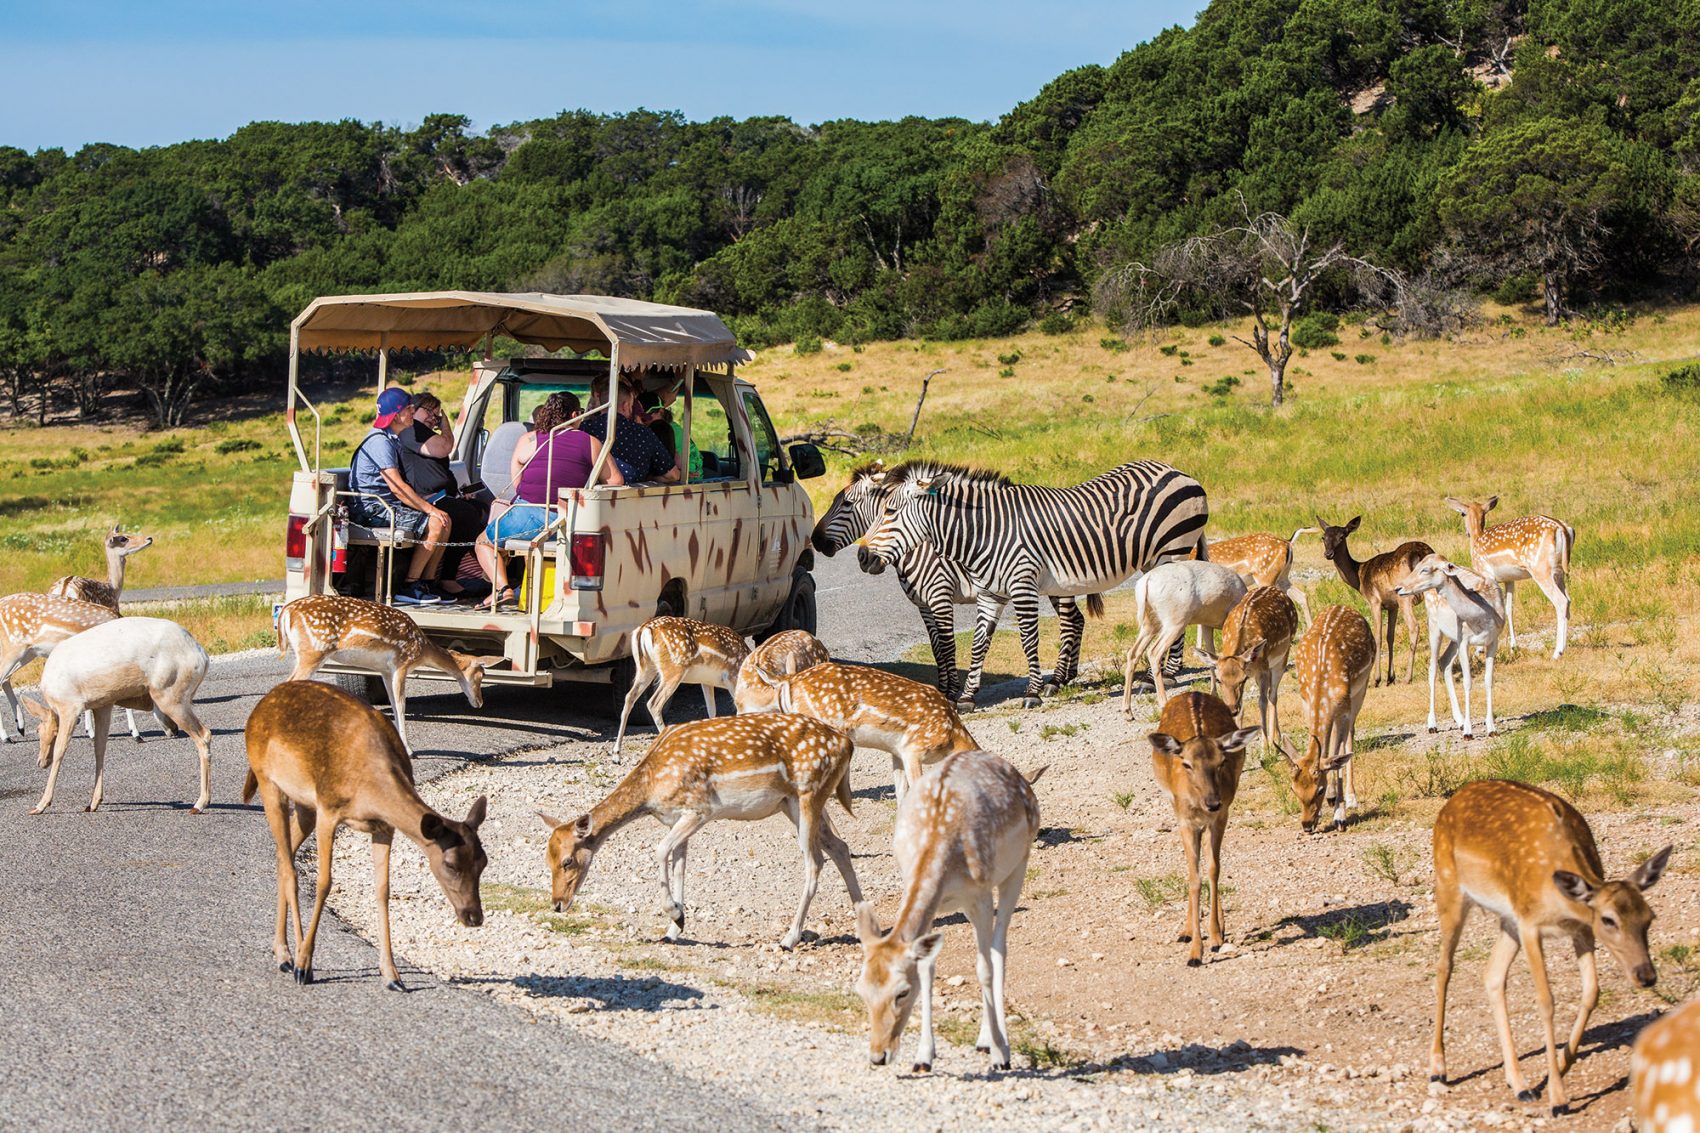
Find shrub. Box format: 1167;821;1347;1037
1354;354;1376;365
1290;312;1341;350
1039;312;1073;334
1159;344;1179;356
997;351;1022;365
998;366;1016;378
1208;334;1226;347
1099;337;1129;353
1492;274;1536;307
215;438;262;455
1661;363;1700;398
153;438;186;454
1203;376;1241;397
1331;351;1347;361
835;362;852;372
793;335;823;355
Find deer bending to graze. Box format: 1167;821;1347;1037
0;593;118;744
1396;554;1505;739
542;713;860;950
1203;529;1316;627
1121;560;1246;716
750;661;978;804
1316;515;1433;686
23;616;213;815
47;526;153;612
1432;779;1669;1115
1632;996;1700;1132
243;681;488;990
855;750;1041;1074
1206;586;1299;755
732;629;831;714
1149;692;1261;966
277;595;493;755
1283;605;1375;833
613;616;749;756
1446;497;1574;659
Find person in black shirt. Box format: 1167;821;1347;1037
583;378;680;484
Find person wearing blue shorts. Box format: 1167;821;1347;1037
349;387;451;606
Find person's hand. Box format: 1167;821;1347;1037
425;504;448;524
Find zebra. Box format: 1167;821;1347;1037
856;459;1209;708
810;461;1103;702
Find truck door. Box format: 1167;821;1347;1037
739;388;799;627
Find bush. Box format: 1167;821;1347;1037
998;366;1016;378
1355;353;1376;365
1492;274;1536;307
1159;344;1179;356
1662;363;1700;397
1331;351;1347;361
835;362;852;372
1291;312;1341;350
794;336;823;356
153;438;186;454
215;438;262;455
997;351;1021;365
1207;334;1226;346
1203;376;1241;397
1100;337;1129;353
1039;312;1073;335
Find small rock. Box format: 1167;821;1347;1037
1057;957;1072;967
948;975;966;987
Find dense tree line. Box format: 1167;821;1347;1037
2;0;1697;425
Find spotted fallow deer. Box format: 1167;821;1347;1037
1203;528;1316;627
1632;996;1700;1132
1316;515;1433;686
855;750;1041;1074
541;713;861;950
243;680;488;990
1445;497;1574;659
613;616;749;757
277;596;493;755
1432;779;1669;1115
756;661;979;804
1206;585;1299;755
0;592;117;743
1283;604;1375;833
731;629;831;714
1149;692;1261;966
47;526;152;611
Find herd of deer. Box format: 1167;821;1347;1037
1;495;1689;1125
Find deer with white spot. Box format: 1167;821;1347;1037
747;660;979;804
731;629;831;714
1206;585;1299;754
1203;528;1316;627
1395;554;1505;738
1446;496;1574;658
47;526;152;612
1316;515;1433;686
1631;995;1700;1132
613;616;749;756
277;595;493;754
541;713;861;950
1282;604;1375;833
855;749;1041;1073
1432;779;1669;1115
1149;692;1261;966
0;592;120;744
1121;559;1247;716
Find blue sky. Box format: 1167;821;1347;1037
2;1;1204;152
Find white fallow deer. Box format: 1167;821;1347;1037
1632;996;1700;1132
276;595;493;755
1149;692;1261;966
855;750;1041;1074
1206;585;1299;755
1432;779;1669;1115
1204;528;1317;627
1283;604;1376;833
47;525;153;611
542;713;861;950
613;616;749;756
0;592;117;743
22;616;213;815
243;680;488;990
751;661;979;804
1396;554;1505;739
731;629;831;714
1446;496;1574;659
1122;560;1246;716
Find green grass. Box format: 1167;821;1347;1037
1132;874;1186;910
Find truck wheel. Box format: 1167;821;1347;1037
758;573;817;643
598;655;638;719
332;671;388;705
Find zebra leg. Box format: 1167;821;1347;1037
918;601;960;703
1010;582;1046;708
1048;597;1084;690
1163;636;1186;679
960;595;1005;710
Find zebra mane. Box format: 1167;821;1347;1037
883;460;1012;490
846;460;887;483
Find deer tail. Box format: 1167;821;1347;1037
835;765;854;816
1023;763;1048;786
242;770;259;804
1287;526;1320;548
275;605;291;657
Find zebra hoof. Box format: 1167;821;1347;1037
956;697;977;712
1021;696;1042;709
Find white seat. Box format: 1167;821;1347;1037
482;421;529;501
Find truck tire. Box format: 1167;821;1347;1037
757;572;817;642
597;655;638;720
332;671;388;705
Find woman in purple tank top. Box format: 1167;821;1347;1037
472;391;624;606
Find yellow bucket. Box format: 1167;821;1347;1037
518;556;558;613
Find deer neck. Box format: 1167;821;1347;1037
106;552;126;597
890;837;952;944
1331;545;1363;593
586;767;658;846
418;639;473;695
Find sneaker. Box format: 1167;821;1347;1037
393;581;442;606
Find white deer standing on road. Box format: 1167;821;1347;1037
1397;554;1506;739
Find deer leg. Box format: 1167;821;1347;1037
371;826;405;991
914;943;939;1074
1425;621;1442;733
1206;817;1227;952
817;809;863;904
1121;628;1155;720
125;708;144;743
1502;581;1518;651
1521;923;1568;1112
1288;584;1312;629
1458;639;1475;739
1151;625;1186;710
1561;933;1597;1074
669;840;689;933
1403;596;1420;684
961;595;1005;710
1430;887;1468;1083
286;804;315;957
0;651;23;740
654;811;706;941
31;708;80;814
1534;573;1569;659
1180;824;1203;964
968;891;999;1057
295;813;339;985
383;669;411;755
154;690;212;813
646;673;685;734
1484;648;1497;736
986;867;1023;1071
1483;926;1531;1100
85;706;112;812
612;656;658;755
1439;640;1465;733
700;682;718;719
258;785;298;974
781;798;826;951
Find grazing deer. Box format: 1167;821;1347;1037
1316;515;1432;686
47;525;153;611
22;616;213;815
0;592;118;743
1632;996;1700;1132
1445;497;1574;659
1432;779;1669;1114
541;713;861;950
1396;554;1505;738
1283;605;1375;833
243;680;488;990
855;750;1041;1073
1122;560;1246;715
732;629;831;714
613;616;749;756
276;595;493;754
1204;528;1316;626
1149;692;1261;966
750;661;979;804
1206;586;1299;754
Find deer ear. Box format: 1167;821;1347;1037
1242;638;1267;664
1484;495;1499;512
537;811;565;831
419;813;447;842
1149;732;1182;755
1344;516;1361;534
21;697;48;721
855;901;882;945
1274;739;1300;767
909;931;945;963
1314;513;1327;530
464;796;488;829
1219;727;1263;754
573;813;595;840
1632;846;1673;891
1444;497;1466;514
1552;871;1596;903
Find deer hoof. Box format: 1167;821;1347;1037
1186;956;1202;967
294;966;313;986
1332;819;1346;832
912;1062;932;1074
27;805;43;815
384;979;408;993
991;1059;1011;1072
1427;727;1438;735
1516;1089;1539;1103
189;806;203;815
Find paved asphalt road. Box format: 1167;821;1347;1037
0;550;959;1132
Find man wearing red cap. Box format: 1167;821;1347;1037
349;387;451;606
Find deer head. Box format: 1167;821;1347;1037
1315;514;1360;565
1444;496;1498;538
1150;726;1260;813
1554;847;1671;988
450;652;498;709
1208;639;1267;717
854;901;942;1067
1394;553;1459;599
540;812;598;913
22;697;55;769
1279;737;1345;834
418;796;489;927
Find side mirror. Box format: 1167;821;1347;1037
789;443;826;480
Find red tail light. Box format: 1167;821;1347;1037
570;533;604;590
285;514;308;572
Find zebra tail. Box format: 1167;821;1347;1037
1194;534;1210;562
1085;594;1105;619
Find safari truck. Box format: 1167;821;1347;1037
282;291;826;707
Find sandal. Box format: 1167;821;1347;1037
487;587;517;611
